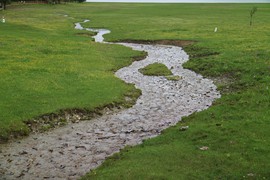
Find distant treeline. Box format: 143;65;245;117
0;0;85;9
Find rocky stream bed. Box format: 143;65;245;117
0;19;220;179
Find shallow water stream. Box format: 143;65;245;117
0;19;220;179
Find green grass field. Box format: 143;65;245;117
1;3;270;179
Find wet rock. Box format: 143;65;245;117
94;130;103;134
94;154;106;161
19;151;28;155
0;167;6;174
98;134;117;139
75;145;86;150
119;133;126;139
61;143;69;147
35;163;41;166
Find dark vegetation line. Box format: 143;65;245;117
0;0;85;10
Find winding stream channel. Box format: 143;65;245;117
0;19;220;179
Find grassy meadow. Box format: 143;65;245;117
0;4;144;141
1;2;270;179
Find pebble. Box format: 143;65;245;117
179;126;189;131
199;146;209;151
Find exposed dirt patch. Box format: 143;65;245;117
131;53;148;62
24;105;121;133
76;32;95;37
116;39;196;47
213;72;241;94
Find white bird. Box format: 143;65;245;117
214;27;218;32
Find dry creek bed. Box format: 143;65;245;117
0;19;220;179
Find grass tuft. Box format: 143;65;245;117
139;63;173;76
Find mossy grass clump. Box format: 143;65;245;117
139;63;173;76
